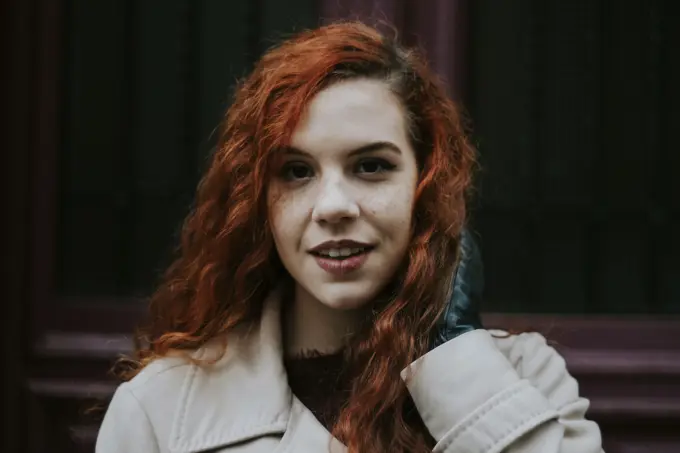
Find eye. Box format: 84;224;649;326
355;158;396;175
281;162;314;181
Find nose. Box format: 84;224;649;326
311;176;360;224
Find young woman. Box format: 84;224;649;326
96;22;604;453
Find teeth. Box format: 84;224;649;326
318;247;365;258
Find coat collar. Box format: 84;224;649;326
168;288;292;453
167;288;347;453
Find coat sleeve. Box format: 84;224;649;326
96;383;160;453
401;330;604;453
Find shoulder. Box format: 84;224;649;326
114;355;194;415
116;340;234;421
122;335;231;405
97;356;193;453
124;354;192;397
98;353;201;451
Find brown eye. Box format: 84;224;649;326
356;158;396;175
282;162;314;181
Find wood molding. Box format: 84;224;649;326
34;315;680;356
27;379;117;400
35;298;146;334
34;331;135;359
31;316;680;409
482;313;680;349
559;349;680;375
27;0;64;342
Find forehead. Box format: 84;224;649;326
290;78;410;154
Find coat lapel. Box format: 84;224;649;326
278;397;347;453
168;289;291;453
168;288;348;453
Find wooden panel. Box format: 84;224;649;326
533;1;599;208
259;0;318;52
475;211;534;312
1;0;37;451
660;217;680;312
57;0;129;295
126;0;195;292
468;0;679;315
319;0;405;27
599;0;653;211
60;0;129;196
535;216;589;313
196;0;251;164
132;0;191;196
27;0;65;339
468;0;537;210
659;0;680;314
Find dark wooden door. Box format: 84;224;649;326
3;1;679;452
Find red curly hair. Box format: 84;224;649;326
121;21;477;453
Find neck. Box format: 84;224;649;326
284;284;369;357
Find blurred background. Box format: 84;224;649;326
2;0;679;452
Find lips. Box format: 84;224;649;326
312;247;369;258
308;239;374;254
308;240;374;276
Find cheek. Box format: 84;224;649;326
364;183;416;236
267;189;308;250
267;189;288;246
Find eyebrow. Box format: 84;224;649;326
283;141;402;158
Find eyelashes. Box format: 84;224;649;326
281;162;313;181
356;158;396;174
280;158;397;182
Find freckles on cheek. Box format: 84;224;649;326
364;187;400;212
267;190;286;236
269;191;309;241
372;186;415;216
273;192;302;218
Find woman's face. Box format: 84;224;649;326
268;78;419;311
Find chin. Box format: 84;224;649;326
321;297;370;311
314;281;380;312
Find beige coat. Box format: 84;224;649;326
96;290;604;453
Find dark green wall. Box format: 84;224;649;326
56;0;679;314
57;0;319;298
468;0;679;313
